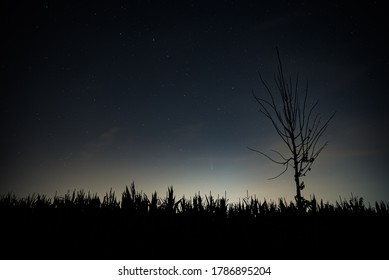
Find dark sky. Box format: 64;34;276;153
1;0;388;205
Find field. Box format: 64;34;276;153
1;182;388;260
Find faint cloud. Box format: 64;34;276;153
82;126;122;160
170;123;204;142
93;126;122;148
255;9;304;32
324;115;389;159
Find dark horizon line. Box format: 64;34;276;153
2;182;388;214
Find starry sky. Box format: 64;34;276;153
1;1;388;205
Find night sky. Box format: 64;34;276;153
2;1;388;205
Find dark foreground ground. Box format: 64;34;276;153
1;207;387;260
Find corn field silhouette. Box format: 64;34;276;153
1;182;388;260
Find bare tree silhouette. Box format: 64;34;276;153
249;48;336;212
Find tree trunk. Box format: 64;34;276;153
294;170;302;212
291;136;303;212
293;154;303;212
